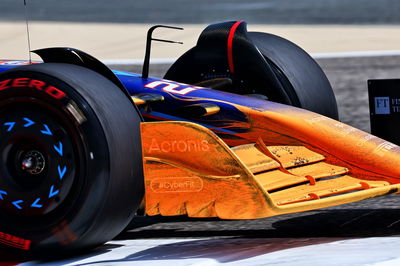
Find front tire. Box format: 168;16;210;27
247;32;338;119
0;63;143;254
165;21;338;119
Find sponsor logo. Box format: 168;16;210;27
374;97;390;114
356;134;378;147
306;116;330;124
0;78;66;100
391;98;400;113
148;139;210;153
0;231;31;250
373;141;397;157
150;177;203;193
145;81;203;95
333;123;358;136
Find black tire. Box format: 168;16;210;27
0;63;143;255
247;32;338;119
165;24;338;119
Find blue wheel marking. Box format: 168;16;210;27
58;165;67;180
12;200;23;210
54;142;63;156
3;122;15;132
40;124;53;135
0;190;7;200
1;119;68;211
48;185;59;199
22;117;35;127
31;198;43;208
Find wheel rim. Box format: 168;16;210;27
0;98;78;219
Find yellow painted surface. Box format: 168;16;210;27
140;121;400;220
270;175;389;205
255;162;349;191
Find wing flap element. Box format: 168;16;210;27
141;121;400;220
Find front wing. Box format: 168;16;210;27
141;111;400;219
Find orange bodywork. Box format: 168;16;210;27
140;104;400;220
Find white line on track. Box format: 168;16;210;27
312;50;400;59
19;237;400;266
103;50;400;65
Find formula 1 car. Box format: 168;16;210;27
0;21;399;255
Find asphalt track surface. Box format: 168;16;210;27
2;0;400;24
1;56;400;265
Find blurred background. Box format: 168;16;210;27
3;0;400;24
1;0;400;60
2;2;400;264
1;0;400;130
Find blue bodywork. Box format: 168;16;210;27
0;62;290;143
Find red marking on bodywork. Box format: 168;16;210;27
227;21;244;74
0;61;33;66
143;114;171;121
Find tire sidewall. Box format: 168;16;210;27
0;64;143;253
